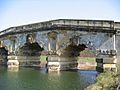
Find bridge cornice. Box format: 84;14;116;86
0;19;120;38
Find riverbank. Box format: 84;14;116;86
85;71;120;90
77;57;96;70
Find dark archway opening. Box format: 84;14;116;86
0;47;8;64
18;42;44;56
18;34;44;56
61;44;87;57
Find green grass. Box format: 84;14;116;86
77;57;95;62
40;55;95;62
40;55;47;62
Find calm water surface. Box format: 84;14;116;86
0;67;97;90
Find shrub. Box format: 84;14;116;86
85;71;120;90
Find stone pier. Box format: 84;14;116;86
48;55;78;71
96;49;117;72
7;55;19;68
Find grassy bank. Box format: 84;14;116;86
40;55;47;62
77;57;95;62
85;71;120;90
40;55;95;62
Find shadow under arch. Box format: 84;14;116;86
17;42;44;56
78;40;97;57
60;43;87;57
36;41;45;50
17;34;44;56
0;46;8;64
57;37;96;57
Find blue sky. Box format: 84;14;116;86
0;0;120;30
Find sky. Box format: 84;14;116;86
0;0;120;30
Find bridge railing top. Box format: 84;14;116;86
14;19;115;31
0;19;119;36
50;19;114;28
114;22;120;30
0;27;16;36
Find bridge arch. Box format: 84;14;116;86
16;33;44;56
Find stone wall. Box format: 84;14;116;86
116;34;120;62
79;32;114;50
1;30;117;57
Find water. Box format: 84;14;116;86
0;67;97;90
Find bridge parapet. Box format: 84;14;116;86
51;19;114;28
115;22;120;34
0;27;16;37
0;19;119;38
115;22;120;29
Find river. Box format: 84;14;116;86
0;67;97;90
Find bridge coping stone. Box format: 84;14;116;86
0;19;120;38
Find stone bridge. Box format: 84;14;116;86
0;19;120;71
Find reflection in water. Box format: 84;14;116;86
0;67;97;90
79;70;97;87
7;67;19;72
